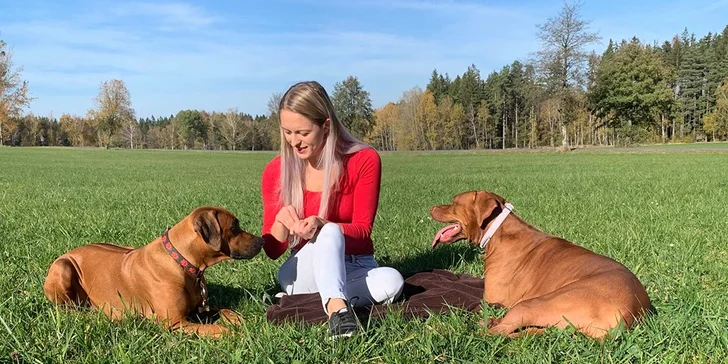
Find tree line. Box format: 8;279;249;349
2;2;728;150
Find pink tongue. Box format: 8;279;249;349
432;224;460;248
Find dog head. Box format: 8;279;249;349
191;206;264;260
430;190;508;248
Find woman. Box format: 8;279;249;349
261;80;404;339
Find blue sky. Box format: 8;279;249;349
1;0;727;119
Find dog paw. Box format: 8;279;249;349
477;317;501;328
219;309;242;324
486;317;502;329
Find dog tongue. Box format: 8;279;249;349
432;224;460;248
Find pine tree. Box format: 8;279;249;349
426;69;451;102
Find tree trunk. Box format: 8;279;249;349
469;106;479;149
515;106;519;148
529;105;535;149
588;113;593;145
129;124;135;149
251;124;255;151
561;124;568;148
502;102;506;150
549;112;554;148
482;114;487;149
502;112;506;150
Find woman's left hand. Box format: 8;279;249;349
291;216;325;241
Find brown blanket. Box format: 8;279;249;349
265;269;484;325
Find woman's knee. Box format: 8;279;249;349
370;267;405;304
313;223;344;248
318;222;343;239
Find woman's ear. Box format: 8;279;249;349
323;118;331;136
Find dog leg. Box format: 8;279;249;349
487;285;622;339
155;304;238;338
486;300;541;337
169;318;233;338
217;308;242;324
43;257;89;307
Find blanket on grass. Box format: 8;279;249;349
265;269;484;324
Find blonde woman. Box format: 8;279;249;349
261;81;404;339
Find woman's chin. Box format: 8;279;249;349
296;150;322;163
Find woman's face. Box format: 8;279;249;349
280;109;328;163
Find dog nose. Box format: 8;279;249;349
254;237;264;247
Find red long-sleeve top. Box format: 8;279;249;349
261;147;382;260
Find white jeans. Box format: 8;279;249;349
277;223;404;314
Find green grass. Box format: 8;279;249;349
1;146;727;363
587;141;728;151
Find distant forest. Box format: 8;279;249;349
2;2;727;150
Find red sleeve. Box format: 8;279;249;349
261;157;288;260
338;148;381;246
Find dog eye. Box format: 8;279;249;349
230;225;240;234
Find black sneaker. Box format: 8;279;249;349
328;307;359;339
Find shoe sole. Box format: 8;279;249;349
328;332;357;340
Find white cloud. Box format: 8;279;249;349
112;2;221;30
20;0;711;117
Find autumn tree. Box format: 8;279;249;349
219;107;246;150
703;77;728;140
418;90;439;149
394;87;423;150
89;79;135;148
534;0;600;148
445;100;465;150
266;92;283;150
438;96;463;150
0;38;33;145
59;113;87;146
367;103;395;151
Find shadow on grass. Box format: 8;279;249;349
380;243;481;277
204;283;255;309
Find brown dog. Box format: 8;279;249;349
430;191;651;339
43;206;263;337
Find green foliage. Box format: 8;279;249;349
331;76;375;140
174;109;206;149
589;38;674;129
426;69;451;102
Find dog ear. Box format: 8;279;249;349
474;192;502;230
193;209;222;251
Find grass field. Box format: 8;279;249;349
1;146;727;363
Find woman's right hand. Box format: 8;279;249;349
275;205;300;232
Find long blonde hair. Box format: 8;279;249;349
278;81;369;247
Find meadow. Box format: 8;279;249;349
1;145;727;363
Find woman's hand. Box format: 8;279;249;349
290;216;325;241
275;205;300;231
